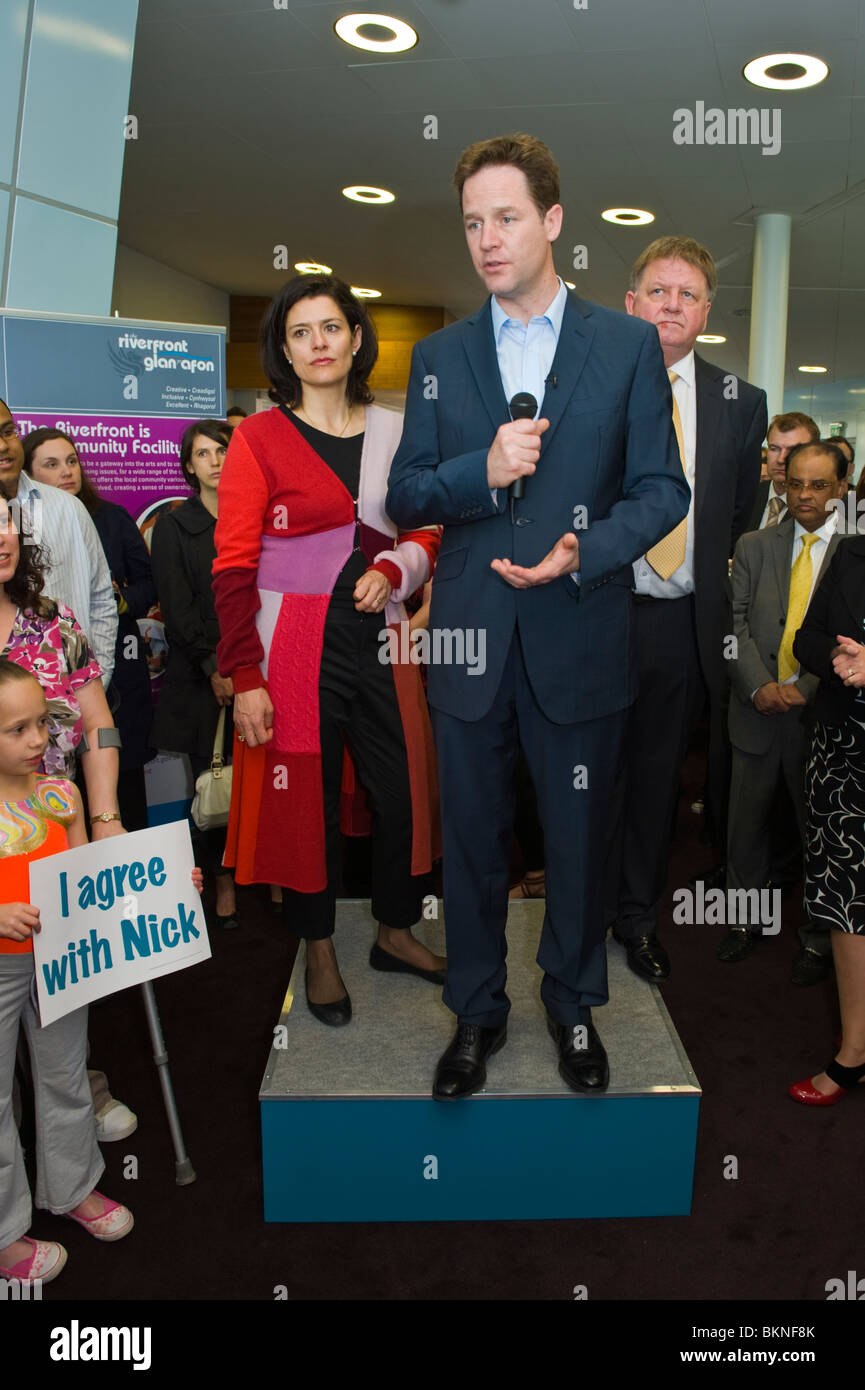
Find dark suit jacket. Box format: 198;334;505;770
794;535;865;725
149;496;227;760
691;355;767;704
92;499;157;769
744;478;788;534
386;291;690;723
729;516;848;753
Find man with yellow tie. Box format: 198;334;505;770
721;441;850;978
605;237;767;983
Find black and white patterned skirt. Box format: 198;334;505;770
804;714;865;934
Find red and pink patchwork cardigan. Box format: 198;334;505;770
213;404;440;891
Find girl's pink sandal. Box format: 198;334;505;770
0;1235;67;1283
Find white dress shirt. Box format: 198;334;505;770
758;485;788;529
15;471;117;685
633;349;697;597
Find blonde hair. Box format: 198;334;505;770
630;236;717;300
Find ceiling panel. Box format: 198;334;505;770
120;0;865;395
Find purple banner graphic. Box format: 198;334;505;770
11;410;194;525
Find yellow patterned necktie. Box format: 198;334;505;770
777;533;819;682
647;369;687;580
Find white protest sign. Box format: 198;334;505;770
29;822;210;1027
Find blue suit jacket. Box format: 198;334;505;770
386;291;691;724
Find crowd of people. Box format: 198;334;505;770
1;129;863;1287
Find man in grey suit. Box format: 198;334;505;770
721;440;850;981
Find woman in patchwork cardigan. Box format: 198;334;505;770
213;276;442;1026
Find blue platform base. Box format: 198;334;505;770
260;902;700;1223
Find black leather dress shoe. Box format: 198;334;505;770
432;1022;507;1101
369;941;446;985
716;927;758;963
614;932;670;982
791;946;833;987
547;1017;609;1092
305;971;352;1027
688;862;726;892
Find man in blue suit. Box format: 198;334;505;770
386;133;690;1100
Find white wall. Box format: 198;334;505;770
111;244;229;331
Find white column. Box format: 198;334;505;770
747;213;791;422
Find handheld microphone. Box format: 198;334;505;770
509;391;538;503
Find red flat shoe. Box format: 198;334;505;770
790;1058;865;1106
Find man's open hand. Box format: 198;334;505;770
491;532;580;588
486;417;548;491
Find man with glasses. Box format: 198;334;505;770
722;441;850;982
0;398;116;684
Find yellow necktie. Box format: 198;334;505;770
777;533;818;682
647;370;687;580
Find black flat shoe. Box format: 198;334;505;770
215;911;240;930
613;932;670;982
791;946;833;987
547;1016;609;1092
432;1022;507;1101
716;927;758;962
305;971;352;1027
369;941;446;985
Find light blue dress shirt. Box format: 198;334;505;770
490;278;568;414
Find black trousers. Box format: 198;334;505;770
605;594;706;940
282;605;423;941
432;632;625;1029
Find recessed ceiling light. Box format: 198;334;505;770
601;207;654;226
564;280;576;289
342;185;395;204
697;334;726;344
351;286;381;298
335;13;418;54
798;365;827;373
743;52;828;90
294;261;332;275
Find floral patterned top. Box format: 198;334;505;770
1;605;102;776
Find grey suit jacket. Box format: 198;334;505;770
728;515;848;754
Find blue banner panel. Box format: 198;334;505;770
0;313;225;416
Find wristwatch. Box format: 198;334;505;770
90;811;122;824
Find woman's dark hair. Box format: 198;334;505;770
0;498;55;619
21;428;102;516
259;274;378;408
179;419;231;493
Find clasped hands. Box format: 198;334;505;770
831;635;865;688
754;682;807;715
487;417;580;588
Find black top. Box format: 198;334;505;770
286;409;367;612
794;535;865;725
91;499;156;768
148;496;231;759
